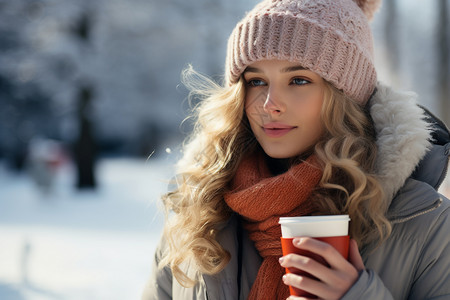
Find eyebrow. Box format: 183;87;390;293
243;65;306;74
281;65;307;73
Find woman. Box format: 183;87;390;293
143;0;450;299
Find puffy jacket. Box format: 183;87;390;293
143;83;450;299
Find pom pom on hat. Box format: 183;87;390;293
352;0;382;21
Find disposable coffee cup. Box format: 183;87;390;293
279;215;350;298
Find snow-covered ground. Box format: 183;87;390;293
1;154;448;300
0;156;175;300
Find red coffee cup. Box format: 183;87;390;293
280;235;350;298
279;215;350;298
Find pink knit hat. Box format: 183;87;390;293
225;0;381;105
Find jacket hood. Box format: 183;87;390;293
370;83;450;206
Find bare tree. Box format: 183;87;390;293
383;0;400;85
437;0;450;126
72;10;98;189
74;85;97;189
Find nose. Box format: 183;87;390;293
263;87;284;115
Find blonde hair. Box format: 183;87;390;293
313;84;391;246
160;67;256;286
160;67;391;287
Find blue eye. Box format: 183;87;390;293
291;78;310;85
247;79;266;87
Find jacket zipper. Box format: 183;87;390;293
390;198;443;224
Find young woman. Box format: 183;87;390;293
143;0;450;299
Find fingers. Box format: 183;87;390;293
292;238;351;271
279;253;339;285
348;239;365;271
280;237;363;300
280;253;357;299
282;272;346;300
282;273;326;299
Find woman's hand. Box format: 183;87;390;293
279;238;365;300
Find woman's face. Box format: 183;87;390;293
244;59;326;159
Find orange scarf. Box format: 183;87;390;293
224;151;322;300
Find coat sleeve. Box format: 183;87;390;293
142;237;173;300
343;197;450;300
341;269;394;300
408;201;450;299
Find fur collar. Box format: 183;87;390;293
370;82;432;205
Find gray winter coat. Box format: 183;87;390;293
143;84;450;299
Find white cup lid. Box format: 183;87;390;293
279;215;350;224
279;215;350;238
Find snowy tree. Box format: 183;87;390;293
0;1;57;170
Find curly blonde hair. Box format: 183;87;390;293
160;67;391;287
313;84;391;247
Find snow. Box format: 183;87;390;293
0;150;448;300
0;156;175;300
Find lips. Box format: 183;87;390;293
262;122;297;138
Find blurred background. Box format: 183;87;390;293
0;0;449;299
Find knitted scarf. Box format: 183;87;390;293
224;151;322;300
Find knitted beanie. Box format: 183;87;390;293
225;0;381;105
